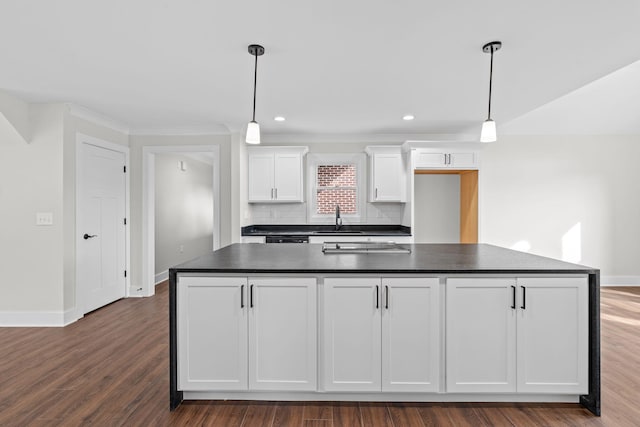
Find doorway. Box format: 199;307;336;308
142;145;220;297
76;134;130;315
414;170;478;243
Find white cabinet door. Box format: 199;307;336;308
449;152;477;168
414;150;479;169
248;151;275;202
248;278;317;391
324;278;381;391
516;277;588;394
415;151;447;168
248;147;307;202
382;278;439;392
273;152;304;201
371;153;405;202
446;277;517;393
177;276;248;391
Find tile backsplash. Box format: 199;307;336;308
248;202;404;225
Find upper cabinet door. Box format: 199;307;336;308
413;149;479;170
365;146;406;202
248;151;275;202
248;147;308;203
273;152;304;202
516;277;588;394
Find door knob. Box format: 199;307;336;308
83;234;97;240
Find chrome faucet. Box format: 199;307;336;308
335;204;342;230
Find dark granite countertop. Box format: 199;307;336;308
170;243;597;275
241;224;411;237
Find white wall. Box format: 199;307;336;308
0;104;65;316
480;135;640;281
414;174;460;243
154;153;213;275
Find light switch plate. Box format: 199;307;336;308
36;212;53;226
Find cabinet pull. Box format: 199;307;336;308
241;285;245;308
511;285;516;309
270;188;274;199
385;285;389;309
375;188;378;199
375;285;379;309
521;286;526;310
274;188;278;199
250;284;254;308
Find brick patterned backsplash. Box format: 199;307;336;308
317;189;356;214
317;165;356;187
316;165;357;214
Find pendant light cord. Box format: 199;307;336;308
252;52;258;122
487;47;494;120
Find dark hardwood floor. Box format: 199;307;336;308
1;283;639;426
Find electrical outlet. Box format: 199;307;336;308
36;212;53;226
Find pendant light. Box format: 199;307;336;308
480;41;502;143
246;44;265;144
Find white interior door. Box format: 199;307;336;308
78;142;127;314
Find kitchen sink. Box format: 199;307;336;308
322;241;411;254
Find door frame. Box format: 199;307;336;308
75;133;131;318
142;145;221;297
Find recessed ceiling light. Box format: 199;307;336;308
274;116;286;122
402;115;415;121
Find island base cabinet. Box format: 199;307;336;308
446;278;517;393
178;276;317;392
324;277;440;392
446;276;588;395
249;278;317;391
516;277;588;394
382;278;440;392
177;277;248;391
324;278;381;391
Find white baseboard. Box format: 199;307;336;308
0;308;77;327
601;276;640;287
155;270;169;285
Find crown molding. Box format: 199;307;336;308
130;124;231;136
65;103;130;134
260;132;475;145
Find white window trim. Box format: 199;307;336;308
307;153;366;224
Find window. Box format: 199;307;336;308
307;153;365;223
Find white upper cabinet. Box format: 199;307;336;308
365;146;406;202
248;147;308;202
414;149;479;169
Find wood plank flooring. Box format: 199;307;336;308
1;283;639;426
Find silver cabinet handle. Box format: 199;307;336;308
375;188;378;199
274;188;277;199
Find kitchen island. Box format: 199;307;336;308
169;243;600;415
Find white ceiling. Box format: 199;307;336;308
1;0;639;138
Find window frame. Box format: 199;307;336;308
307;153;366;224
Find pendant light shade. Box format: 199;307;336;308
480;119;496;143
246;44;265;145
246;120;260;145
480;41;502;143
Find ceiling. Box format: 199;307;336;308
1;0;639;139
